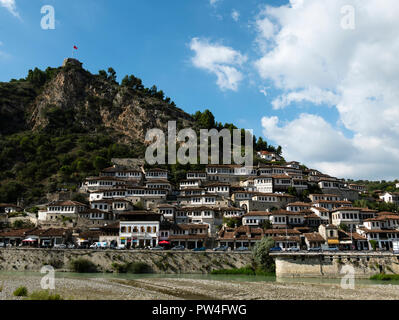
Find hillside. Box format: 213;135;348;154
0;58;280;206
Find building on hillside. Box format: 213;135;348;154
238;193;295;212
257;151;282;162
38;201;87;221
303;233;326;249
156;204;176;221
347;184;367;193
356;214;399;250
82;177;127;192
253;176;273;193
144;168;168;180
303;211;322;230
179;180;202;189
203;183;230;197
100;166;143;181
145;179;172;193
318;224;339;248
0;203;23;214
331;207;377;230
180;206;222;235
186;171;207;180
77;208;115;230
217;225;265;249
286;202;312;212
242;212;271;227
310;206;330;225
169;223;209;249
118;211;163;248
219;207;246;219
98;222;120;245
312;199;353;211
379;192;399;205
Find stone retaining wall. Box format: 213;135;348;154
272;252;399;278
0;249;252;273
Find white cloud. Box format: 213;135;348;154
209;0;222;7
0;0;19;18
256;0;399;179
189;37;247;91
272;87;339;110
231;9;240;22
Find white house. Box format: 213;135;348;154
253;176;273;193
379;192;399;205
118;211;163;248
38;200;87;221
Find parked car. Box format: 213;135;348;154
236;246;249;251
150;246;164;251
0;242;5;248
287;247;300;252
53;244;67;249
308;247;321;252
269;247;282;252
90;242;109;249
192;247;206;252
90;243;100;249
114;244;126;250
171;245;185;251
41;243;51;249
67;244;76;249
323;247;339;252
213;246;228;252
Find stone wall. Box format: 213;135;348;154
0;249;252;274
273;252;399;278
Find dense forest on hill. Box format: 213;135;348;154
0;60;281;206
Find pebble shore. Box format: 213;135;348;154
1;274;399;300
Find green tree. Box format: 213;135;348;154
107;68;117;82
193;110;215;129
93;156;108;171
339;223;349;232
369;240;378;251
252;237;275;272
223;217;242;228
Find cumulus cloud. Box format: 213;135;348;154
272;87;339;110
231;9;240;22
256;0;399;179
209;0;222;7
0;0;19;17
189;37;247;91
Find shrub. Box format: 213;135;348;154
28;290;63;300
370;273;399;281
13;286;28;297
70;258;98;273
211;266;275;276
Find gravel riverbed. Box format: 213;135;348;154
1;274;399;300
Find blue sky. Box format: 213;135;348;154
1;0;399;179
0;0;292;139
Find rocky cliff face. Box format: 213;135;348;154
4;58;193;143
